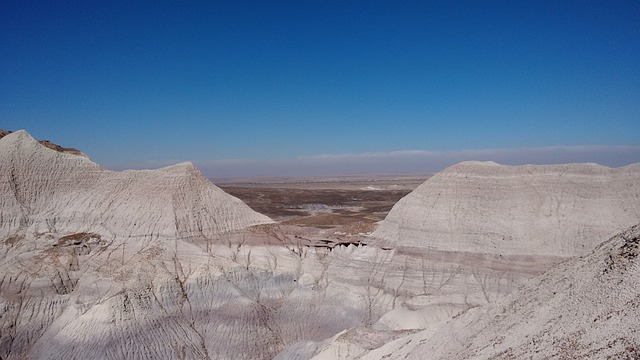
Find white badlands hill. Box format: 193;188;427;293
373;161;640;257
0;130;272;240
327;223;640;359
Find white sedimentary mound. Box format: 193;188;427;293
373;161;640;257
325;223;640;359
0;130;272;240
305;163;640;359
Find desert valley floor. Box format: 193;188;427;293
219;176;423;234
1;130;639;359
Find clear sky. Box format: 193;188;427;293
2;1;639;177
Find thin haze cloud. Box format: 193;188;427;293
107;145;640;178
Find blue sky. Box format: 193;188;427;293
2;1;639;176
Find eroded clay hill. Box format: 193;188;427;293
0;130;272;240
326;223;640;359
373;161;640;257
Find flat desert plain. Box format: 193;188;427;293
218;175;428;228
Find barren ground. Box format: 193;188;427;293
218;175;428;232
